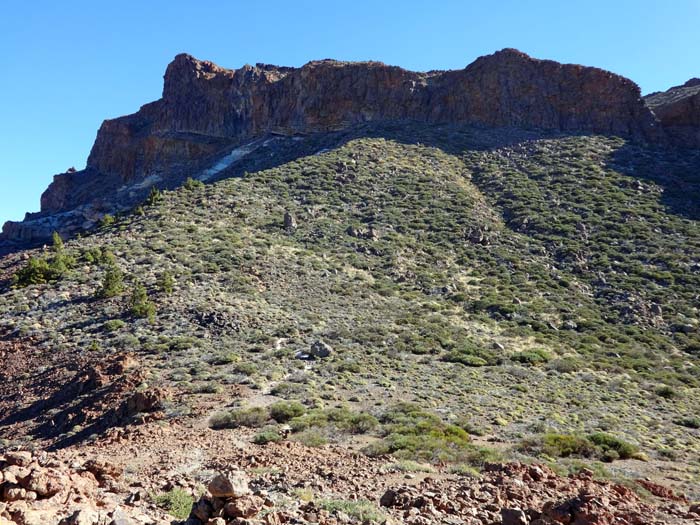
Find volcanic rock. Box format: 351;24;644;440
1;48;675;247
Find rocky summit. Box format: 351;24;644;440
5;48;698;248
2;50;700;525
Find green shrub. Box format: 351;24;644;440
676;417;700;429
655;385;680;399
289;407;378;434
511;349;551;365
209;407;270;429
154;489;193;519
146;186;162;206
184;177;205;190
103;319;126;332
100;214;116;227
318;499;385;523
157;271;175;295
269;401;306;422
233;362;257;375
547;358;583;373
519;433;593;458
521;432;639;462
97;264;124;298
363;403;479;463
51;231;64;252
588;433;639;460
129;284;156;321
253;427;283;445
292;428;328;447
12;234;75;287
443;352;488;367
13;257;54;287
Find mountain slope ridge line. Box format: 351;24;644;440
7;46;697;250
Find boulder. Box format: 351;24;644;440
310;340;333;359
207;472;250;499
501;507;528;525
4;453;32;468
224;494;264;518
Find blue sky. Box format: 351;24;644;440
1;0;699;225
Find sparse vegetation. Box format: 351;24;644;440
154;489;194;519
2;124;699;472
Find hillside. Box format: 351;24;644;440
2;49;700;524
2;121;700;524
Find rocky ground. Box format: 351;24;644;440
2;433;700;525
2;359;699;525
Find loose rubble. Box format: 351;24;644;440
378;463;700;525
0;451;170;525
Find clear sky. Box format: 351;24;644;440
1;0;699;226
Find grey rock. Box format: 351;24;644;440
310;340;333;358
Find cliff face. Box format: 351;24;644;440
0;49;673;246
86;49;660;185
645;79;700;148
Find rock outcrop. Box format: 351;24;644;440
645;78;700;148
0;49;678;247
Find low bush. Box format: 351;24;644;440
317;499;385;523
362;403;486;464
520;432;640;462
511;349;551;365
253;427;283;445
588;432;639;460
269;401;306;422
154;489;193;520
209;407;270;429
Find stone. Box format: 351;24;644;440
208;472;250;498
2;485;26;502
379;489;398;507
5;453;32;468
501;507;529;525
224;495;264;518
645;79;700;148
25;469;64;497
84;459;124;481
206;519;226;525
191;499;214;522
61;509;100;525
19;509;60;525
283;211;297;231
309;340;333;358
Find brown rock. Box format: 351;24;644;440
224;494;264;518
191;499;214;522
60;509;100;525
13;509;54;525
646;80;700;148
24;469;64;498
208;472;250;498
4;453;32;468
83;459;124;482
5;467;31;486
2;485;26;502
501;507;529;525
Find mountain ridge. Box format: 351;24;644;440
5;47;693;250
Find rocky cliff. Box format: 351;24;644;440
0;48;679;247
645;78;700;148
